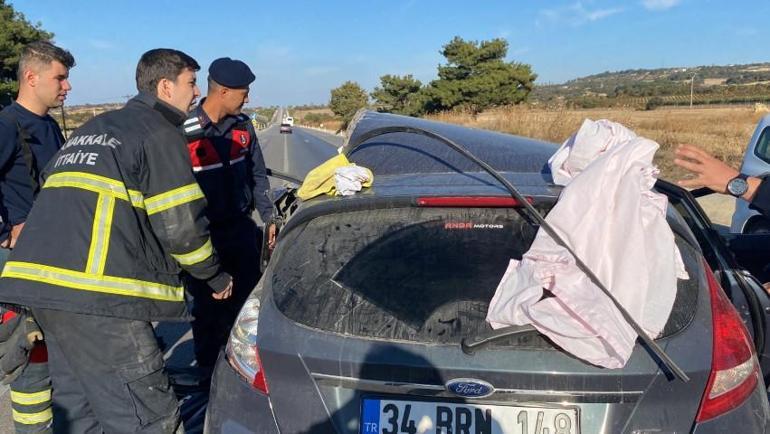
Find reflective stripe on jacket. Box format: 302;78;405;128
0;93;227;321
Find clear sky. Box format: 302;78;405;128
10;0;770;107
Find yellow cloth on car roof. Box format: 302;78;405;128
297;153;373;200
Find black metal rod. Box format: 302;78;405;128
347;125;690;382
266;168;302;185
59;105;68;140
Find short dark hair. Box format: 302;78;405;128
17;41;75;79
135;49;200;94
207;76;223;91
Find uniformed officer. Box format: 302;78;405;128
0;48;232;433
0;40;75;434
183;57;272;369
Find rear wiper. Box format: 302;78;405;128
347;126;690;383
461;324;537;355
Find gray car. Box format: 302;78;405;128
732;114;770;234
205;111;770;433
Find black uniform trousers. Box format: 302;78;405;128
31;308;181;434
186;214;262;368
185;214;262;368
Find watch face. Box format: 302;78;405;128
728;177;749;196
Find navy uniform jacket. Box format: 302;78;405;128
751;177;770;217
0;103;65;242
183;103;272;225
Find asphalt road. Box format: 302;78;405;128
0;123;341;432
261;123;343;185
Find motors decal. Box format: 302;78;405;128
444;222;504;230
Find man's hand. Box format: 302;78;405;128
212;279;233;300
1;222;25;249
674;144;738;193
267;223;277;250
9;223;24;249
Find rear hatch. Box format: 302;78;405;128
258;203;711;433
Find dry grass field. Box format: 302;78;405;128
292;107;344;131
295;105;759;224
428;105;765;182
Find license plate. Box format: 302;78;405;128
360;398;579;434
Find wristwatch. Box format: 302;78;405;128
727;173;749;197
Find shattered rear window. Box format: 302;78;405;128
271;207;700;346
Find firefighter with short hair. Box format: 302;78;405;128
0;48;232;433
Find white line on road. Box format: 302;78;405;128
283;133;289;173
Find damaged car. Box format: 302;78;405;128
205;110;770;433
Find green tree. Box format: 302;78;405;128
423;36;537;114
329;81;368;130
371;74;424;116
0;0;54;105
644;97;664;111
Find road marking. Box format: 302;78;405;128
283;133;289;173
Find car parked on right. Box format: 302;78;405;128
732;114;770;234
206;111;770;433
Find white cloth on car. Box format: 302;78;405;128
486;119;689;369
334;166;372;196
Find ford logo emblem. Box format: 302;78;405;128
445;378;495;398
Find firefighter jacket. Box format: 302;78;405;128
183;103;272;224
0;93;230;321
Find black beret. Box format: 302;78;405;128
208;57;255;88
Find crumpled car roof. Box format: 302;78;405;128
343;109;559;176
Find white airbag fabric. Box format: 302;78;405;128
486;119;688;369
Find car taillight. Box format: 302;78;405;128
225;297;269;394
695;262;759;422
416;196;532;207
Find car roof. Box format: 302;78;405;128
280;110;699;249
343;110;559;175
288;110;563;214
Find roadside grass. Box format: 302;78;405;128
427;106;765;182
291;108;344;132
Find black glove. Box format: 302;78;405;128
0;310;41;384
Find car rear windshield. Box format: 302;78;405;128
271;207;701;347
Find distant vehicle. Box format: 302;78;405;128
732;114;770;234
279;123;292;134
283;116;294;127
206;111;770;433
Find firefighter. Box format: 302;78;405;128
0;41;75;433
183;57;273;370
0;48;232;433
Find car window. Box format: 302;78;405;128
271;207;701;346
754;126;770;164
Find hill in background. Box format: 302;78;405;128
532;63;770;109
